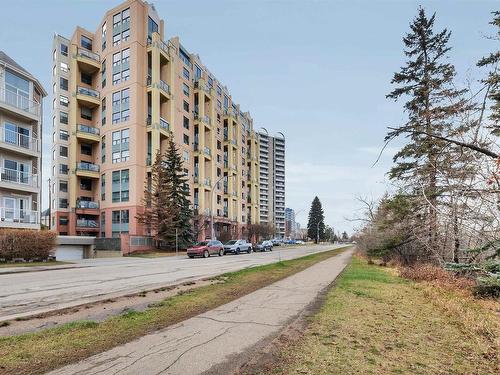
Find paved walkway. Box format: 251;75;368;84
49;248;353;375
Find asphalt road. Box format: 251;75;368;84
0;244;344;322
49;248;354;375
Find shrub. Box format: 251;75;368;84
0;229;56;261
399;264;475;289
473;276;500;298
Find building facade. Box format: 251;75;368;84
258;132;285;238
50;0;260;240
284;207;296;238
0;51;46;230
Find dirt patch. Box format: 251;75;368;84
0;278;218;336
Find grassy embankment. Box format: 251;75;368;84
0;246;349;375
0;261;71;268
265;256;499;375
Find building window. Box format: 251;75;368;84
183;100;189;112
59;111;68;124
183;134;189;145
100;213;106;238
195;64;202;80
80;178;92;191
183;116;189;129
112;209;129;237
113;8;130;46
101;59;106;88
101;97;106;125
60;145;68;158
60;95;69;107
81;35;93;50
60;62;68;72
112;49;130;85
183;83;189;96
60;43;68;56
59;164;68;174
59;180;68;192
183;67;190;80
81;106;92;121
81;143;92;156
112;129;130;163
101;174;106;200
59;129;69;140
217;85;222;96
102;22;107;50
147;16;158;43
183;151;189;162
223;95;229;109
112;88;130;124
112;169;129;202
81;72;92;85
101;135;106;163
59;198;68;209
60;77;68;91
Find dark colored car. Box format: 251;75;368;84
255;240;273;252
187;240;224;258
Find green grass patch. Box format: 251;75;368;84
0;261;71;268
0;247;349;375
266;257;500;375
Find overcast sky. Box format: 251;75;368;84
0;0;497;233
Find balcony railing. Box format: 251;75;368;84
194;81;211;96
160;117;170;131
0;127;39;152
0;207;38;224
77;47;100;62
77;86;100;99
76;219;99;228
76;200;99;209
76;162;99;172
0;87;40;116
0;168;38;187
158;40;171;56
77;124;100;135
158;80;170;95
204;177;211;187
204;146;211;156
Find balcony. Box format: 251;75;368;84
224;138;238;148
158;80;170;99
0;127;39;156
224;108;238;121
0;168;38;193
0;207;39;229
76;162;99;179
76;47;100;72
160;117;170;133
76;86;100;108
194;112;212;129
76;218;99;230
0;87;40;120
204;177;211;188
76;200;99;214
76;124;100;143
194;81;212;97
147;37;172;61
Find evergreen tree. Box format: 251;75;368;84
137;138;193;249
307;196;325;243
477;11;500;134
386;7;470;251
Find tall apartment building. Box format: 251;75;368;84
258;132;285;237
0;51;46;229
284;207;296;238
50;0;260;240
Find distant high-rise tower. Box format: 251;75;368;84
258;131;285;237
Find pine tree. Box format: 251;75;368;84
386;7;470;251
477;11;500;134
307;196;325;243
137;138;193;249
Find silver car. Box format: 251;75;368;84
223;239;253;255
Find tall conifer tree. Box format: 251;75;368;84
307;196;325;243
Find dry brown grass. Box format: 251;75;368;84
399;263;475;290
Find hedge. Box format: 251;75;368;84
0;229;57;261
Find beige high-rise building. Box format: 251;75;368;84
50;0;260;241
0;51;46;229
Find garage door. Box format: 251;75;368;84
55;245;84;261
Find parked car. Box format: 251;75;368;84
255;240;273;252
187;240;224;258
224;239;253;254
296;240;305;245
271;239;283;246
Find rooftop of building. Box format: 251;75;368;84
0;50;47;96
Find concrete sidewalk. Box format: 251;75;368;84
49;248;353;375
